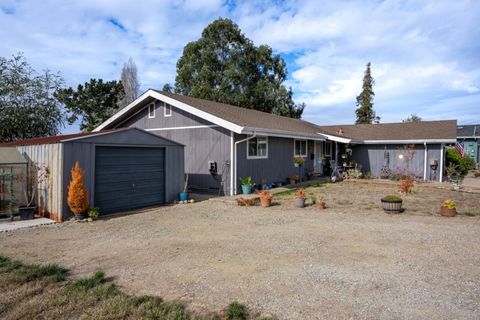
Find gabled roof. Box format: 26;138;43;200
0;127;183;147
318;120;457;143
457;124;479;138
94;89;325;140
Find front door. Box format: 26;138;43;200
314;141;324;174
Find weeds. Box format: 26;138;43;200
458;211;479;217
227;301;248;320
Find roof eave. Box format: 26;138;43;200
241;127;326;140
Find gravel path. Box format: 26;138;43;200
1;186;479;319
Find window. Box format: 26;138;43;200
164;103;172;117
247;136;268;159
294;139;307;157
148;103;155;118
324;141;332;157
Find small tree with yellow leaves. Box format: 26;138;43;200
67;161;89;217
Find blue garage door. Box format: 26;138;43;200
94;146;165;214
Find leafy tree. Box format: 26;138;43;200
0;53;64;142
174;18;304;118
55;79;125;132
162;83;173;92
120;57;140;107
402;114;422;122
355;62;379;124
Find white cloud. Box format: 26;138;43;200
0;0;479;132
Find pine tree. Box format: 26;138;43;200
67;162;89;216
355;62;379;124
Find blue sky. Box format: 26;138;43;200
1;0;479;133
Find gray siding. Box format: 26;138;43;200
350;143;442;181
119;99;231;195
16;143;63;221
235;135;315;191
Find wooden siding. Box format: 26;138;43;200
16;144;63;221
235;135;315;191
349;144;442;181
119;99;231;195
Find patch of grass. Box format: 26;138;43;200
0;255;268;319
227;301;248;320
458;211;479;217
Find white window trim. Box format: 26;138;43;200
294;139;308;157
148;103;155;118
164;103;172;117
247;136;268;159
324;141;332;157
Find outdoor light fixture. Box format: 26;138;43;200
398;154;404;160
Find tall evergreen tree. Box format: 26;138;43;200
0;53;65;142
55;79;124;132
355;62;379;124
174;18;305;118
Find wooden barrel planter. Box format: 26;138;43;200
381;196;403;213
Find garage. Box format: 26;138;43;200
2;127;184;221
94;146;166;213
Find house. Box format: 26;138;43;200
457;124;479;164
0;127;184;221
96;89;457;193
318;120;457;182
95;89;331;195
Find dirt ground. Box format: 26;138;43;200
1;181;479;319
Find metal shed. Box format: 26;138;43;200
1;128;184;221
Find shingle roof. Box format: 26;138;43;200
0;129;118;147
318;120;457;141
457;124;479;137
154;90;322;136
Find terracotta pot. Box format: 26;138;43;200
316;202;326;209
260;198;272;208
440;206;457;217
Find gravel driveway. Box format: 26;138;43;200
1;183;479;319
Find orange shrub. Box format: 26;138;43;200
398;178;414;194
67;162;89;215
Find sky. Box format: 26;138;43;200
1;0;479;134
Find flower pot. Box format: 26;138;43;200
316;202;326;209
289;179;297;185
452;184;461;191
295;198;305;208
381;199;403;213
241;185;251;194
294;163;300;168
179;192;189;201
19;206;35;220
260;198;272;207
440;207;457;217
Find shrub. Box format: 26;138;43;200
227;301;248;320
236;197;256;206
16;264;68;283
67;161;89;216
446;148;475;175
398;177;414;193
88;207;100;220
382;195;402;202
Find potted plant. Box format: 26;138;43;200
317;156;326;165
258;190;273;207
452;178;462;191
87;207;100;221
440;199;457;217
293;157;305;168
381;195;403;213
179;174;189;201
67;162;89;220
240;176;253;194
445;163;459;182
294;188;306;208
287;176;299;185
316;197;326;209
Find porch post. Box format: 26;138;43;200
439;143;445;182
423;142;428;181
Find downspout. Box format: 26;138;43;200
423;142;428;181
439;143;445;182
230;132;234;196
233;133;257;195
